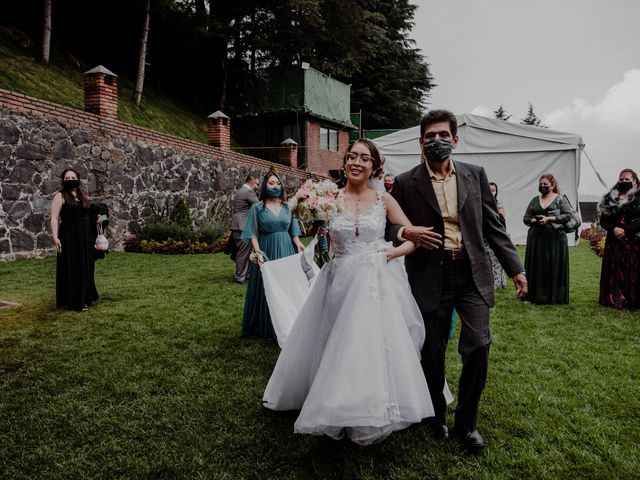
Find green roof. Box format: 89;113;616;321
238;66;354;128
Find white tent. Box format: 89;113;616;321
373;113;584;244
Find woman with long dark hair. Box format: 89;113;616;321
50;168;99;311
240;170;305;341
598;168;640;309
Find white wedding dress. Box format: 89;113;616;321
263;192;435;445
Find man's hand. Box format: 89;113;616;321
513;272;528;299
402;226;443;249
613;227;625;239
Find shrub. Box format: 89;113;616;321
211;231;231;253
138;221;196;242
197;222;226;244
125;196;229;254
138;239;218;255
580;226;606;257
123;234;142;252
170;197;193;228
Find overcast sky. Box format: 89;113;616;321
409;0;640;195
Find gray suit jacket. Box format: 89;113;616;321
388;160;524;311
231;185;259;231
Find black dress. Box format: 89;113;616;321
56;199;99;311
598;188;640;310
523;195;572;304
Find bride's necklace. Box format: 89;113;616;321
354;196;361;237
345;189;363;237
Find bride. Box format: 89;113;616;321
263;139;435;445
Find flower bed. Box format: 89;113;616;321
123;232;230;255
580;227;606;257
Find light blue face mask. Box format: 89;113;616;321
266;187;282;198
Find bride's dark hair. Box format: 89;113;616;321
344;139;384;180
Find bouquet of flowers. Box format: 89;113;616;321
288;179;341;265
288;179;341;224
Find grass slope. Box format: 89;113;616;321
0;244;638;479
0;36;207;143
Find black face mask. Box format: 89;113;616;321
616;181;633;192
62;179;80;190
538;186;550;195
422;139;453;163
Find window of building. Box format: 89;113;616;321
320;127;339;152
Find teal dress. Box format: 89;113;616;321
241;202;301;341
523;195;571;304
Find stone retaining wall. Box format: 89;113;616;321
0;89;320;261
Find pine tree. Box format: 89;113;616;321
520;102;547;128
493;104;511;121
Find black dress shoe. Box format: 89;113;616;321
453;429;485;452
424;418;449;439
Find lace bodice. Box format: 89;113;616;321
330;192;387;257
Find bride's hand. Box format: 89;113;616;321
379;247;397;262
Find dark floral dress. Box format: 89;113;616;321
598;187;640;310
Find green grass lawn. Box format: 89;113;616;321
0;244;638;479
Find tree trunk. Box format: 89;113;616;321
134;0;151;107
195;0;207;29
41;0;52;65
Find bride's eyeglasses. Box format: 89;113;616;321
345;153;374;165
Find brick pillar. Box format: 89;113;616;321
83;65;118;119
207;111;230;150
280;138;298;168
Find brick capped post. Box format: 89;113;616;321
207;111;230;150
280;138;298;168
83;65;118;119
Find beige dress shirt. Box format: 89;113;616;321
426;160;463;250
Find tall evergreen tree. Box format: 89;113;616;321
521;102;547;128
493;104;511;121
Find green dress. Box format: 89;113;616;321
523;195;572;304
241;202;301;341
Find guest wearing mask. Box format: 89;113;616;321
522;173;572;304
240;171;305;341
598;169;640;310
49;168;100;312
230;175;259;283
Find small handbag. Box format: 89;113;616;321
95;222;109;251
551;196;581;233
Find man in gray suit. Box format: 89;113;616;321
231;174;259;283
388;110;528;452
